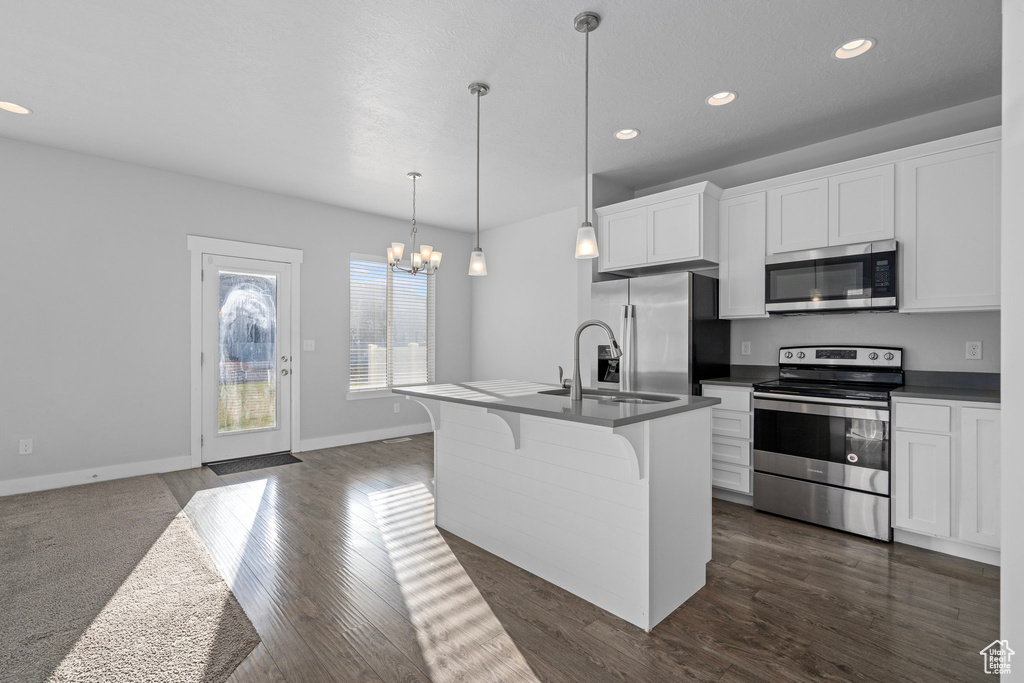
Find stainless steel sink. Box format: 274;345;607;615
538;388;679;404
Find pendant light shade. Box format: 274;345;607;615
468;82;490;277
468;247;488;276
574;11;601;260
574;222;599;258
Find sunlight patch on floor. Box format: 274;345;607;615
47;513;235;683
370;483;540;682
185;478;269;587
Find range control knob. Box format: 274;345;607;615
784;351;793;359
797;352;806;359
868;352;879;360
884;352;895;361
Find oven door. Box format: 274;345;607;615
753;396;890;495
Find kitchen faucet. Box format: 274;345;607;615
571;320;622;401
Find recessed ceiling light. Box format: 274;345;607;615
615;128;640;140
833;38;875;59
706;91;737;106
0;101;31;115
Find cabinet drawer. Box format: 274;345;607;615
712;462;752;494
711;411;751;439
893;401;952;433
712;436;751;467
703;386;752;413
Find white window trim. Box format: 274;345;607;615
347;252;434;397
187;235;304;468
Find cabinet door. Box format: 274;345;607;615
897;142;1001;311
719;193;767;318
598;207;647;271
959;407;1001;548
891;431;952;537
647;195;701;263
828;164;895;245
767;179;828;254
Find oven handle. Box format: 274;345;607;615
753;396;889;421
753;391;889;409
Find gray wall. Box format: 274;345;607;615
0;136;473;484
731;311;1001;372
1000;0;1023;656
471;207;581;383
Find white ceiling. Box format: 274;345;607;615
0;1;1001;232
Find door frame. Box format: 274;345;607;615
187;235;304;468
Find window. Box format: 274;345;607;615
349;256;435;391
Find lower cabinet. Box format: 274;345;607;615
702;384;753;495
891;397;1000;552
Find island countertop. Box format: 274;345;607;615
392;380;719;428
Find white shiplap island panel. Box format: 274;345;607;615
394;381;716;631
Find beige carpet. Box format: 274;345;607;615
0;475;260;683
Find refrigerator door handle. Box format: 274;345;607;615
620;304;636;392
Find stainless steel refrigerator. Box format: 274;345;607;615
590;272;730;396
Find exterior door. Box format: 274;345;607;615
202;254;291;462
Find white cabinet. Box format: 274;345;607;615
959;407;1001;548
718;193;768;319
702;384;753;495
892;430;952;537
598;207;647;270
891;397;1001;555
828;165;895;245
648;195;702;262
597;182;721;272
767;179;828;254
897;141;1001;312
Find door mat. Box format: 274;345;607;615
208;452;302;476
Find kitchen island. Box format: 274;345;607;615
392;380;719;631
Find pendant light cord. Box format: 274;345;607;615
411;174;417;238
584;26;589;223
476;89;481;249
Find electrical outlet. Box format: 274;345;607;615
19;439;33;455
303;339;315;351
741;341;751;356
966;341;983;360
394;403;400;414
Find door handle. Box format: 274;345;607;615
281;369;290;376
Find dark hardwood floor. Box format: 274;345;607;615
158;434;999;682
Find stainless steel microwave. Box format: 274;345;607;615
765;239;897;313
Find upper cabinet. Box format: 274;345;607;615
897;141;1001;312
719;193;768;319
597;182;721;273
767;179;828;253
767;165;895;255
828;165;896;245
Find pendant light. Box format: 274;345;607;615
387;172;441;275
468;82;489;276
574;11;600;259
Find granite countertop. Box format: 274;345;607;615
392;380;719;428
701;369;777;388
891;386;1001;403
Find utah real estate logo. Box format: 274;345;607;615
980;640;1014;675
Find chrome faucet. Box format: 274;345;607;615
571;320;622;401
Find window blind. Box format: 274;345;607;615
349;256;435;391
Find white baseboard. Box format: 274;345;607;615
713;487;754;506
894;529;1000;567
297;423;432;452
0;455;192;498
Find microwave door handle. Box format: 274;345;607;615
620;304;636;392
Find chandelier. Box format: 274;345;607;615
388;171;441;275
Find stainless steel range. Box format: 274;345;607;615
752;345;904;541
